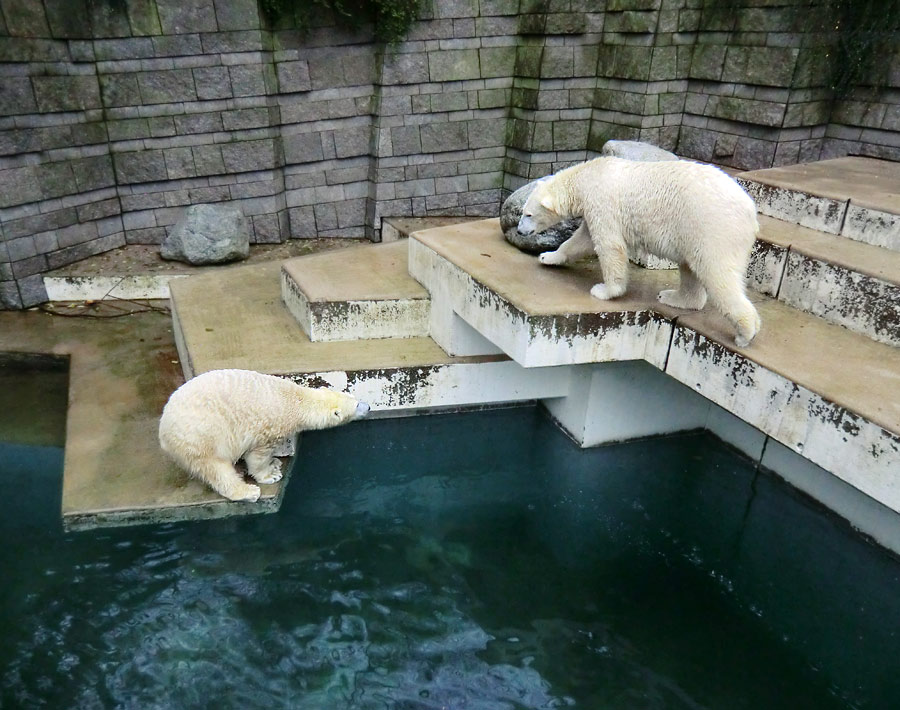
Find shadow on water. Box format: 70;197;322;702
1;389;899;708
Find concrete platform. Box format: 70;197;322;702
0;305;290;531
409;219;900;510
753;215;900;346
281;241;430;342
738;157;900;249
43;239;365;301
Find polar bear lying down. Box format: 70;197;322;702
159;369;369;502
517;156;761;347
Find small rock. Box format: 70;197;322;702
600;140;678;162
161;204;250;265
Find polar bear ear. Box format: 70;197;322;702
539;192;557;213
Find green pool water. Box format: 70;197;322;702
2;396;899;708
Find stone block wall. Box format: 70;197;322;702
1;0;898;308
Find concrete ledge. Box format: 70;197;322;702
755;215;900;347
738;157;900;250
409;219;900;512
280;241;431;342
44;274;186;301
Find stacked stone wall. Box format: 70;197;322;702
1;0;898;308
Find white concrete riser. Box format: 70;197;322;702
739;178;900;251
280;266;430;342
407;236;899;530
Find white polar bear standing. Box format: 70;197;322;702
517;156;761;347
159;369;369;502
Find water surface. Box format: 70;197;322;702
2;404;899;709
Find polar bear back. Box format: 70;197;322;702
565;157;758;265
159;369;308;462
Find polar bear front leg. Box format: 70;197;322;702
539;223;593;266
590;233;629;301
658;265;708;310
194;458;261;502
245;446;283;484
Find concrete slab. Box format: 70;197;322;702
410;218;899;511
674;297;899;436
756;215;900;346
411;219;899;433
43;239;366;302
740;157;900;216
170;260;491;378
381;216;480;242
280;241;430;342
738;157;900;249
759;215;900;285
0;306;289;531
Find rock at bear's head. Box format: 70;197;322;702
600;140;678;162
500;180;581;254
500;141;679;254
160;204;250;265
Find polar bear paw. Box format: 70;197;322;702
227;482;261;503
657;288;705;310
591;283;624;301
252;460;283;485
539;251;566;266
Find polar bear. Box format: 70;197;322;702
518;157;761;347
159;369;370;502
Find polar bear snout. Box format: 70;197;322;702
355;401;371;419
517;215;536;236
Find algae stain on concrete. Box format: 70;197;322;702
0;354;69;448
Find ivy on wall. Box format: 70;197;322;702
259;0;421;43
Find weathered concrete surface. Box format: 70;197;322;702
410;219;682;368
171;258;567;413
0;305;288;531
667;306;900;510
281;241;430;342
754;215;900;346
739;157;900;249
741;157;900;215
409;219;900;509
381;216;480;243
170;261;490;379
42;240;365;302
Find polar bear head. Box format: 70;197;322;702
517;177;563;237
303;387;370;430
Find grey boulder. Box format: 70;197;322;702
161;204;250;265
600;139;678;162
500;180;581;254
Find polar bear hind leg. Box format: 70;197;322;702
658;265;708;310
193;457;261;502
703;269;760;348
244;446;283;485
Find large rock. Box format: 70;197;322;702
600;140;678;162
500;180;581;254
501;140;679;256
161;204;250;265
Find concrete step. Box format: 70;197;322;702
280;241;431;342
748;215;900;347
409;218;900;513
737;157;900;250
41;240;366;302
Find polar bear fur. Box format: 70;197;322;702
159;369;369;502
518;157;761;347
